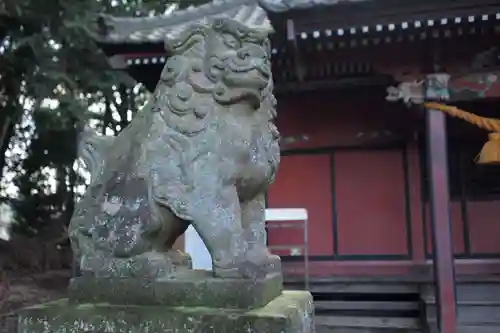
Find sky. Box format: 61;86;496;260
0;203;12;240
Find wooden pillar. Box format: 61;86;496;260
286;19;305;82
425;74;457;333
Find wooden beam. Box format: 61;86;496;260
425;74;457;333
275;75;393;94
292;0;500;34
286;19;305;82
111;52;393;93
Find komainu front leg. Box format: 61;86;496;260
190;185;249;278
240;193;282;276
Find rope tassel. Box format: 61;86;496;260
423;102;500;165
476;133;500;165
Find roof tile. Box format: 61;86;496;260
97;0;366;44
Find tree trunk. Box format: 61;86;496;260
0;115;15;181
117;84;130;133
0;72;22;183
102;96;112;135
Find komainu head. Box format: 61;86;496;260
157;17;274;128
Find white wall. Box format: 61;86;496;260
183;208;308;270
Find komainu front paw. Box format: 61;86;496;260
218;248;282;280
165;249;192;268
239;248;281;278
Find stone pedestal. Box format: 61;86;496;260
68;270;284;309
17;290;314;333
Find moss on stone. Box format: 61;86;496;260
68;271;283;309
18;291;314;333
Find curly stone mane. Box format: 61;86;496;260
142;18;275;221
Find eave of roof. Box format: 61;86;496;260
95;0;368;44
260;0;367;12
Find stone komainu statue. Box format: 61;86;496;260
69;17;281;279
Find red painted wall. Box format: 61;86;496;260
424;202;466;255
267;154;334;256
333;150;409;257
267;89;415;258
405;144;425;262
421;195;500;256
267;90;500;273
275;88;416;150
468;201;500;254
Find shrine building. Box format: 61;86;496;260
93;1;500;332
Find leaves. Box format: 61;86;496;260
0;0;163;238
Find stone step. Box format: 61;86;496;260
315;315;421;330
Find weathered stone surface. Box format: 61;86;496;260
69;4;281;281
68;271;283;309
18;291;314;333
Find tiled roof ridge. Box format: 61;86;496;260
96;0;368;43
100;0;366;26
101;0;255;25
98;0;265;40
99;0;273;44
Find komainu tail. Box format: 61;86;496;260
78;126;114;184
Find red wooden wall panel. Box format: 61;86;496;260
333;150;409;256
275;90;416;151
267;154;334;256
266;90;500;269
467;201;500;254
406;144;425;261
424;202;465;255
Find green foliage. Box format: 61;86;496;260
0;0;163;239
